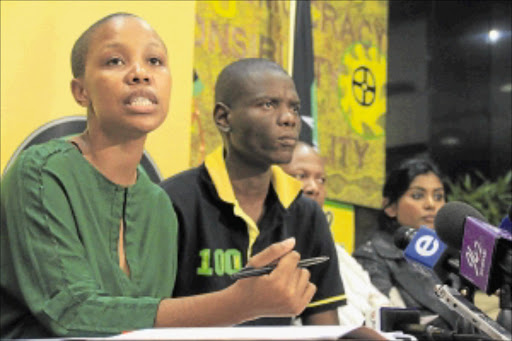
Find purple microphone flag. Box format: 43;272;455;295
460;217;512;292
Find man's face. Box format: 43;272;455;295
281;145;327;207
225;70;301;167
76;16;171;138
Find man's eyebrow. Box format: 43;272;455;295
253;95;273;100
248;95;276;104
247;94;300;107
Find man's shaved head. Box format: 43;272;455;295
214;58;289;107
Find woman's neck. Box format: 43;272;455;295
71;130;146;186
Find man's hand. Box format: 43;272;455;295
232;238;317;319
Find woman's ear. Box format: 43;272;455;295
71;78;90;107
383;198;397;218
213;102;231;133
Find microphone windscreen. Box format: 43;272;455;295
393;226;415;250
434;201;487;250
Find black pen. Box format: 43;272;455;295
230;256;330;280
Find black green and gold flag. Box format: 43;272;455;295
293;0;317;146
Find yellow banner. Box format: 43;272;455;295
190;0;291;166
324;200;355;254
313;1;388;208
1;1;195;179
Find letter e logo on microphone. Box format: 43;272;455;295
415;235;439;257
404;227;447;271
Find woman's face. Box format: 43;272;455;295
384;171;446;229
73;16;171;139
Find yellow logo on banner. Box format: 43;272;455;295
213;1;237;18
338;43;386;139
313;1;387;209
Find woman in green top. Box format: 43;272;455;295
0;12;316;338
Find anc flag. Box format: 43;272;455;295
292;0;317;146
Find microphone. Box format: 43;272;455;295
434;201;512;295
394;226;460;283
435;202;512;334
498;205;512;234
393;226;417;250
500;216;512;235
378;306;493;340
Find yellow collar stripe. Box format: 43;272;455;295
204;146;237;204
270;165;303;209
307;294;347;308
204;146;303;208
204;146;303;257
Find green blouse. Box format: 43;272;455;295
0;139;178;338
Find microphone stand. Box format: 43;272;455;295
497;284;512;333
377;307;491;341
401;324;493;341
496;241;512;332
435;285;512;341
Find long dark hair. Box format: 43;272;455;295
379;158;445;233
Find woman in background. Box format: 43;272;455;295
353;158;463;330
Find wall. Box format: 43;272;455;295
0;1;195;178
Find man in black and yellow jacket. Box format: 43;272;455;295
161;58;346;325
